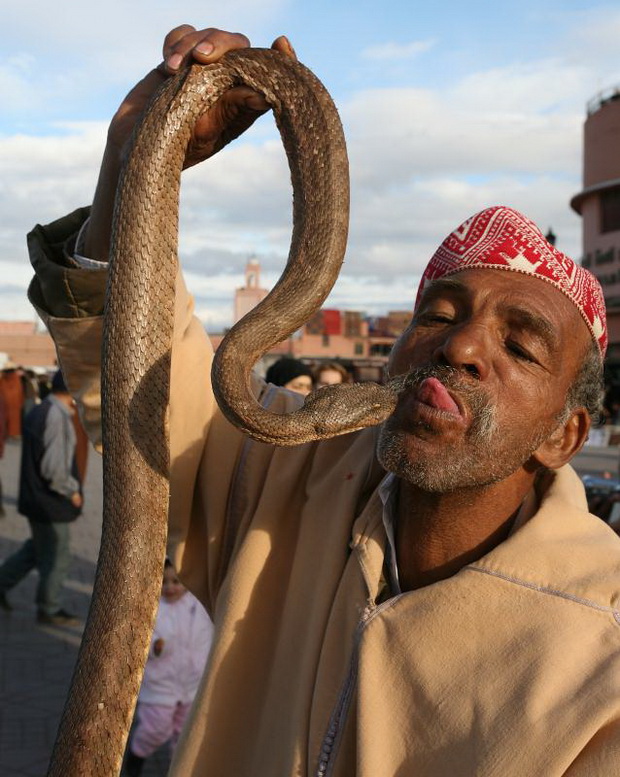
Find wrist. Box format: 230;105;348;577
84;145;122;262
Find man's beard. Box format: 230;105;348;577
377;365;555;493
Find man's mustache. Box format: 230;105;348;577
387;364;475;395
386;364;496;440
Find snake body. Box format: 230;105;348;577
47;49;397;776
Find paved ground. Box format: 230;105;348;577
0;438;170;776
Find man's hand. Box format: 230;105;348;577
70;492;83;508
85;25;296;262
108;26;297;167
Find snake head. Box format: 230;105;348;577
301;381;399;439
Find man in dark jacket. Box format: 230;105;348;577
0;370;83;625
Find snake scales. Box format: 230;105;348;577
47;49;397;776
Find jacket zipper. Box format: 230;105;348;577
314;595;402;777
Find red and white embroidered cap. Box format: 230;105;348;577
415;205;607;356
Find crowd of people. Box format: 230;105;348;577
264;356;352;395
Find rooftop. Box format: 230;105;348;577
587;85;620;117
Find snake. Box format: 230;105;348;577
46;49;398;776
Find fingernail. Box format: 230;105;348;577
194;42;214;56
167;53;183;71
281;36;296;56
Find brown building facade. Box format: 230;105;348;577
233;259;269;325
0;321;56;369
571;87;620;363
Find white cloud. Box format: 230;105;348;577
562;8;620;90
343;80;583;188
1;0;289;126
4;0;287;54
0;2;615;328
361;39;437;62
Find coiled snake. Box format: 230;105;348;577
47;49;397;776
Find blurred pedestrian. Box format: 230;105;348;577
0;370;83;623
314;361;351;388
0;392;7;517
0;364;25;438
37;373;52;401
124;559;213;776
21;369;40;418
265;357;313;396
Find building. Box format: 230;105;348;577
233;258;269;324
229;259;409;380
293;308;369;360
0;321;56;369
571;86;620;364
0;258;408;378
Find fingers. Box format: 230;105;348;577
271;35;298;62
161;26;252;74
234;86;271;113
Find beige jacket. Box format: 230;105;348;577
29;211;620;776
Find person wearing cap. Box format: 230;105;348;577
265;357;314;396
24;25;620;777
0;369;83;625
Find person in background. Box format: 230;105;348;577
0;364;25;438
0;370;82;624
21;369;40;418
314;361;351;388
124;559;214;776
37;373;52;401
265;357;314;396
0;391;7;517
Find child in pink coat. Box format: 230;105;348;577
124;560;213;776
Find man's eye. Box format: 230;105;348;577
506;340;534;362
416;313;454;325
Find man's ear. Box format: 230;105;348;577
532;408;591;470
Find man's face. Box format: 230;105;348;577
377;268;591;492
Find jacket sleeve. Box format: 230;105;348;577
27;208;108;450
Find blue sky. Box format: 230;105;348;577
2;1;620;330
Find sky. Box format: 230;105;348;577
3;1;620;331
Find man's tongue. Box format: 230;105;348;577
416;377;460;416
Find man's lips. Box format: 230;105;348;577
415;377;462;417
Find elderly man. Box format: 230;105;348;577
28;25;620;777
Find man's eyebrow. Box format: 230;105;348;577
419;276;469;301
504;306;559;352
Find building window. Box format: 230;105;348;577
370;343;392;357
322;334;330;347
601;188;620;233
354;342;364;355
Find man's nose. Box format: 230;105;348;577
433;322;491;380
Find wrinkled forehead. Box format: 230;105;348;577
420;268;580;320
418;264;580;317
